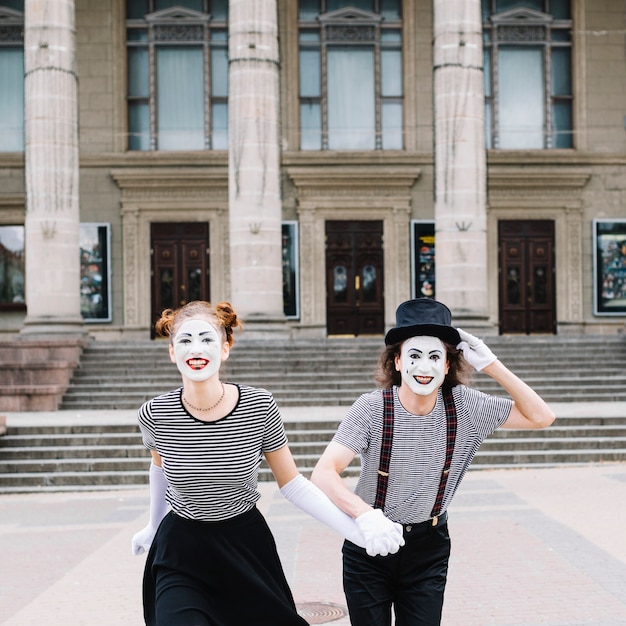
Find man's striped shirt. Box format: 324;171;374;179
333;385;512;524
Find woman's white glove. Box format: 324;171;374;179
355;509;405;557
131;462;169;556
280;474;367;549
456;328;497;372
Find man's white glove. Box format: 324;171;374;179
131;462;169;556
355;509;405;557
280;474;367;549
456;328;497;372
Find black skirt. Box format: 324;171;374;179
143;508;309;626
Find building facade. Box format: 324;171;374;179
0;0;625;341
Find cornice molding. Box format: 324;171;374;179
281;151;429;167
5;151;625;172
0;154;24;168
110;167;228;192
19;150;626;170
81;152;228;168
0;194;25;207
487;166;591;191
285;162;421;199
487;152;626;166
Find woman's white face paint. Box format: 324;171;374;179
171;319;224;382
398;336;449;396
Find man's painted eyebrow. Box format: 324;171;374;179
407;348;443;354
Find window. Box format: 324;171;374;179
0;225;25;308
0;2;24;152
298;0;403;151
482;1;572;149
126;0;228;151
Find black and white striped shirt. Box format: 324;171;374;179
137;384;287;522
333;385;512;524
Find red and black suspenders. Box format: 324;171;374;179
374;387;457;525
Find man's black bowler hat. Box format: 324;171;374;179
385;298;461;346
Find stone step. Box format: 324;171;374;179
472;449;626;465
73;358;626;374
0;445;147;460
4;434;622;466
5;412;625;433
61;378;626;395
61;377;626;390
74;346;626;359
0;470;150;489
480;436;626;451
72;338;626;359
66;379;337;390
1;415;625;492
1;433;142;448
0;457;150;474
3;420;624;443
489;422;626;435
57;387;626;411
5;446;626;493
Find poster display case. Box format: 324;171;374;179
411;220;435;300
80;222;112;321
282;221;300;319
593;219;626;315
0;225;25;309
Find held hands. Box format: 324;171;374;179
131;525;157;556
456;328;497;372
355;509;405;557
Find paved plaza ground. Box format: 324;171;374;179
2;402;626;625
1;463;626;625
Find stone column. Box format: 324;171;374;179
228;0;285;327
432;0;489;323
21;0;83;335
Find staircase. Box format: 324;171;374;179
1;411;625;493
59;334;626;409
1;335;625;493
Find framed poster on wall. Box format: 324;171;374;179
282;221;300;319
80;223;112;322
0;225;25;309
593;219;626;315
411;220;436;300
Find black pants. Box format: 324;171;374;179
342;518;451;626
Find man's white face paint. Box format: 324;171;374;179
398;336;448;396
171;319;224;382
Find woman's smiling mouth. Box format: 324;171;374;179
187;358;209;370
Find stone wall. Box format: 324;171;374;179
0;338;85;410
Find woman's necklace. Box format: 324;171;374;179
182;383;225;412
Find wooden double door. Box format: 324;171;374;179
499;220;556;334
325;220;384;336
151;222;210;336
